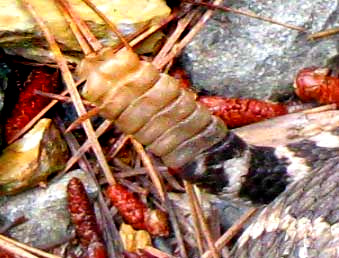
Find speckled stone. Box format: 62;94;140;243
181;0;339;100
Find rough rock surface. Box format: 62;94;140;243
0;0;170;62
0;118;69;195
169;192;251;235
181;0;339;100
0;169;98;249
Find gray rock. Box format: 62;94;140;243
0;169;98;249
181;0;339;100
169;192;251;235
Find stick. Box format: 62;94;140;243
184;181;221;258
55;0;93;55
183;0;305;31
62;119;113;173
22;0;116;185
157;0;224;70
0;234;60;258
131;138;166;202
201;207;258;258
307;27;339;40
80;0;133;51
55;0;102;52
152;9;198;67
184;184;205;255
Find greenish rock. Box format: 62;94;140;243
0;118;69;195
0;169;98;249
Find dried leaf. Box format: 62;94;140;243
144;209;169;237
119;223;152;253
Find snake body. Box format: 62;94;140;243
81;48;338;205
78;45;339;258
178;118;339;257
15;1;339;255
228;128;339;257
233;159;339;257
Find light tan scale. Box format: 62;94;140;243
21;0;227;176
80;48;228;168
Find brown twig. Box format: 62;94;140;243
152;9;199;68
34;90;95;106
21;0;116;185
55;0;92;55
183;0;305;31
129;12;178;49
62;119;113;174
307;27;339;40
156;0;224;70
81;0;133;51
130;138;166;202
0;217;27;234
113;168;147;178
142;246;175;258
107;135;132;161
55;0;102;52
302;103;337;114
7;92;62;144
164;197;188;258
0;238;38;258
0;234;60;258
161;169;185;192
97;194;124;256
119;178;149;196
201;207;258;258
183;184;204;255
54;115;93;176
8;76;87;144
184;181;221;258
65;106;101;133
